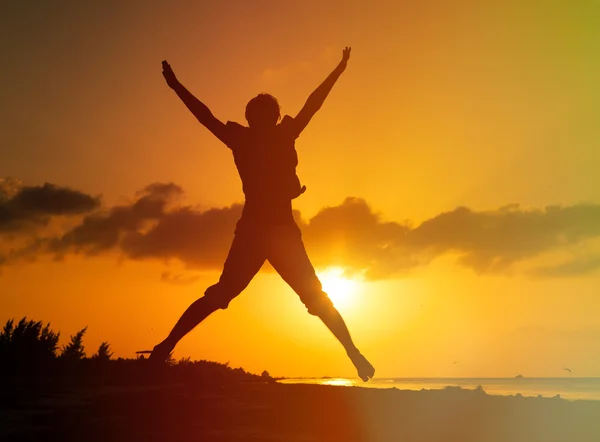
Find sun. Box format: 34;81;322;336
318;267;359;310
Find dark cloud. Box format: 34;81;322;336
48;182;187;256
299;198;417;279
301;201;600;278
0;178;100;232
406;204;600;274
47;183;242;268
2;181;600;279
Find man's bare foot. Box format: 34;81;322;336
348;350;375;382
148;340;173;364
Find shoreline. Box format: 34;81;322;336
4;373;600;441
277;377;600;402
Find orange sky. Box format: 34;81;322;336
1;1;600;378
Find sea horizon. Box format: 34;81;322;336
278;377;600;401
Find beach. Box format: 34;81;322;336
3;366;600;442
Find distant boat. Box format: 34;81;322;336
515;374;525;379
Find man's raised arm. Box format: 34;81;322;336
293;47;351;135
162;60;229;145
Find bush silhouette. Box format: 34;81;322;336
0;316;266;386
60;327;88;361
92;341;113;362
0;317;60;373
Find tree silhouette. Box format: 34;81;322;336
60;327;87;361
92;341;113;362
0;317;60;372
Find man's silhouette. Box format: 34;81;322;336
151;47;375;381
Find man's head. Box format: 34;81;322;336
245;94;281;128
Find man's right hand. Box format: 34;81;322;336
341;46;351;64
162;60;179;89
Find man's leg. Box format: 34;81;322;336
267;224;375;381
150;229;265;362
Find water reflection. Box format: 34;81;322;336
321;378;354;387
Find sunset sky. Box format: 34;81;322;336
2;1;600;378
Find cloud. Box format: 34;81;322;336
303;200;600;278
299;197;417;279
44;182;242;269
531;255;600;278
160;271;203;286
406;204;600;274
2;181;600;279
0;178;100;232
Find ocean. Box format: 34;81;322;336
278;377;600;401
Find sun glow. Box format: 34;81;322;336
318;267;360;310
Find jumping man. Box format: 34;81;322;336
151;47;375;381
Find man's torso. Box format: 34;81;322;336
224;116;305;226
